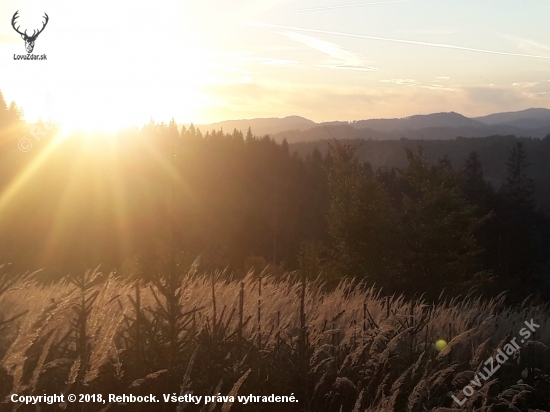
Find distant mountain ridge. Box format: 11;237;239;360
196;116;316;137
193;108;550;143
473;108;550;127
352;112;486;132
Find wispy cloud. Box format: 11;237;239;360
297;0;409;12
380;78;419;86
280;31;378;71
395;28;459;36
498;33;550;55
202;79;482;122
510;80;550;98
462;85;550;110
321;64;378;72
235;56;299;66
380;78;455;91
422;84;455;91
249;22;550;60
512;82;538;88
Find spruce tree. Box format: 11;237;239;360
396;149;487;299
462;151;492;210
325;142;395;286
504;142;535;213
465;151;483;184
0;90;8;125
246;127;254;141
495;141;538;297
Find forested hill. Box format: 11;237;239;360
291;135;550;209
197;109;550;143
273;122;550;143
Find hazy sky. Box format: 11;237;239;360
1;0;550;130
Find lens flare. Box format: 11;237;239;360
435;339;448;351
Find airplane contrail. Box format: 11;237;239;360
298;0;410;12
248;22;550;60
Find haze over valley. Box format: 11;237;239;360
197;107;550;143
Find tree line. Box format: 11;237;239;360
0;90;548;303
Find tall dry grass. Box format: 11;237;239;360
0;267;549;411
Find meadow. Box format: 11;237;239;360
1;264;549;411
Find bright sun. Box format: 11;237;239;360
9;0;213;134
53;100;140;134
28;68;208;135
44;75;176;134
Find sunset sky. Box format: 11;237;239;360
1;0;550;130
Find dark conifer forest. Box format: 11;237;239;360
1;91;550;411
1;91;549;302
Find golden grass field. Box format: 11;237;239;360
1;264;549;411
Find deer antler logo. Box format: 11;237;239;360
11;11;49;54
